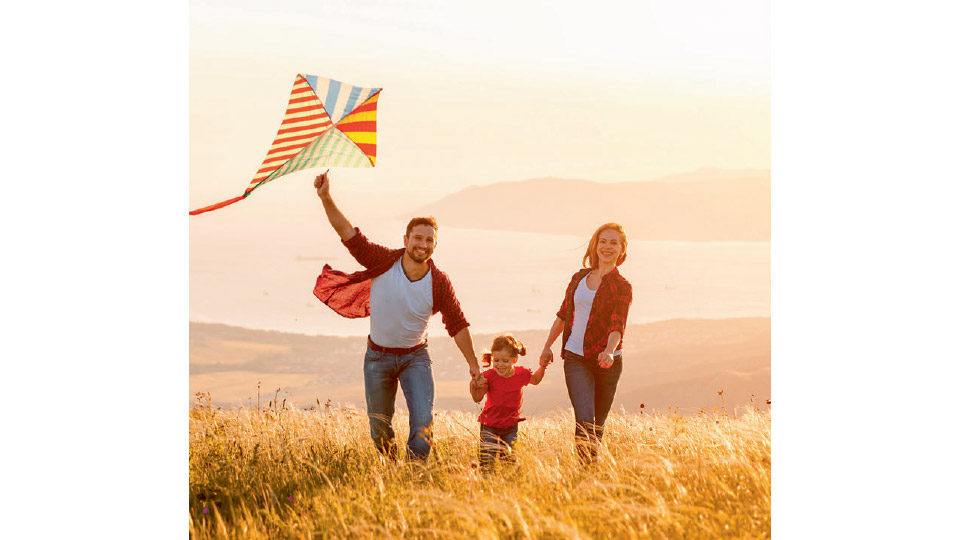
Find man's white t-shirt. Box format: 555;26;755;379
369;259;433;348
564;276;596;356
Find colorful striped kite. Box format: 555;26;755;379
190;74;381;215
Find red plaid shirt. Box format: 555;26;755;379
313;228;470;337
557;268;633;361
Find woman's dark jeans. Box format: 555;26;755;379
563;351;623;464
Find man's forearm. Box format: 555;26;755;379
453;327;479;369
320;194;356;242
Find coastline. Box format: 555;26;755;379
191;317;770;415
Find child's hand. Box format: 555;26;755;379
469;375;488;403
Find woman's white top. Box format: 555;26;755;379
564;275;597;356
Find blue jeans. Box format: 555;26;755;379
479;423;519;468
363;343;434;460
563;350;623;463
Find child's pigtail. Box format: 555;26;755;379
511;335;527;356
481;352;492;368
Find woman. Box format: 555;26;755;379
539;223;633;464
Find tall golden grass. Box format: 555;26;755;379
189;396;770;539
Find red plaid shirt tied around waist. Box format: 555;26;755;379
557;268;633;361
313;227;470;337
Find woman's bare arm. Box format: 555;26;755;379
539;316;564;366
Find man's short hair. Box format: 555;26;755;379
405;217;438;236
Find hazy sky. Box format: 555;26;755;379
189;0;771;335
190;0;769;210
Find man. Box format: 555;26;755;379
312;171;482;461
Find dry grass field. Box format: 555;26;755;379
189;397;770;539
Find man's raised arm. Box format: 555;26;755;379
314;172;356;242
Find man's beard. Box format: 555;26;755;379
407;246;433;263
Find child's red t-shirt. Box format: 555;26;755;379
478;366;533;429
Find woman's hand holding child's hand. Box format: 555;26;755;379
539;347;553;367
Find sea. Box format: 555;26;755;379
190;216;770;338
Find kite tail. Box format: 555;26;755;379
189;195;247;215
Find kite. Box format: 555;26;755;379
189;74;381;215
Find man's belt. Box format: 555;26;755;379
367;336;427;355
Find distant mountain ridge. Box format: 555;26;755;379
415;169;770;241
190;317;770;415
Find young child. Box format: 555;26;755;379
469;334;546;468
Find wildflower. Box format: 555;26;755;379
203;507;209;515
287;496;294;501
640;403;645;409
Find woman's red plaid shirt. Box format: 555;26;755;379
557;268;633;361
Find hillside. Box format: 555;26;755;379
190;317;770;414
413;169;770;241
